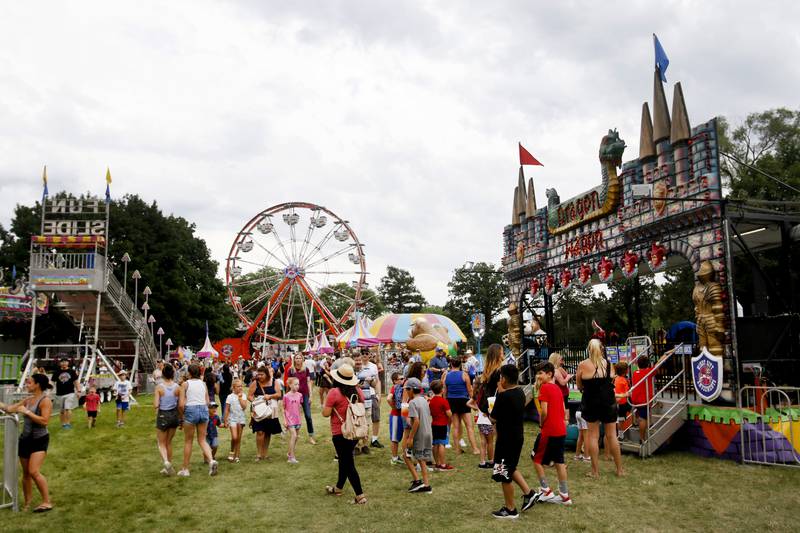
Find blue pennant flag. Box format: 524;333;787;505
11;265;17;281
105;168;112;204
653;33;669;82
41;165;48;203
205;320;209;336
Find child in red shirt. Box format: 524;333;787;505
530;362;571;505
429;380;454;471
613;362;631;440
631;355;658;441
84;387;101;428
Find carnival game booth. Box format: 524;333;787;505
500;50;800;464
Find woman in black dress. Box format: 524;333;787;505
247;366;283;460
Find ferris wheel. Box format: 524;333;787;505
225;202;367;346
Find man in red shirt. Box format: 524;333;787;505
530;362;571;505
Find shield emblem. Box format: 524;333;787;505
691;347;724;402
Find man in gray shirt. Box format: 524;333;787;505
403;377;432;493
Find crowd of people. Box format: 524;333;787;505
0;335;667;518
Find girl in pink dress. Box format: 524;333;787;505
283;377;303;463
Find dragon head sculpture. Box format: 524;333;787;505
599;129;626;168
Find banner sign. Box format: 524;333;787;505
470;313;485;338
691;347;724;402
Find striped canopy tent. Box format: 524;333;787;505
336;314;381;348
369;313;467;344
305;334;319;354
317;331;335;354
197;334;219;359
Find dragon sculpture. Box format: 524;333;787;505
546;129;626;235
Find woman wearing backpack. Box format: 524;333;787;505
322;363;367;505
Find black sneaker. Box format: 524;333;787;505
478;462;493;469
415;485;432;494
521;490;540;512
492;506;519;519
370;440;384;448
408;480;424;492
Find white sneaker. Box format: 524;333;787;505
209;460;218;476
445;444;452;449
538;488;557;502
549;492;573;505
459;439;467;447
288;457;299;464
177;469;190;477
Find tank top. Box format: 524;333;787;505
21;395;48;439
185;379;207;406
159;382;179;411
444;370;469;399
581;360;615;408
254;379;276;398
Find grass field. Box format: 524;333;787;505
1;395;798;532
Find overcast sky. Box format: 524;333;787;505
1;1;798;305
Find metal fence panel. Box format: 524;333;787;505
739;386;800;468
0;414;19;511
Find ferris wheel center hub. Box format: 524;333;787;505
284;265;304;279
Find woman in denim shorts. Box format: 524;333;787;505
178;364;218;477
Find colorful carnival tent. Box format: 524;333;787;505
317;331;335;354
369;313;467;344
196;335;218;359
336;314;381;348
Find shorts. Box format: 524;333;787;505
478;423;495;436
531;434;566;466
575;411;588;431
206;435;219;448
412;447;433;461
371;398;381;422
636;406;649;420
18;434;49;458
156;408;180;430
432;425;448;445
389;414;404;443
448;397;471;415
184;404;209;425
228;410;246;426
116;401;129;411
87;410;98;419
617;403;632;419
492;437;523;483
580;403;617;424
57;393;78;411
288;424;301;430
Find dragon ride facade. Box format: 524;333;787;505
502;68;738;399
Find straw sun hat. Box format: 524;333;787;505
331;363;359;386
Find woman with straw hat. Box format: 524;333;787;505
322;363;367;504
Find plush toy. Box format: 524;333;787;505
406;317;452;352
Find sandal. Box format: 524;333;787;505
254;456;264;462
33;504;53;513
227;453;235;462
325;485;343;496
234;457;240;463
351;495;368;505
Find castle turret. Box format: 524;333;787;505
639;102;656;160
670;82;692;186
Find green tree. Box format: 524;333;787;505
654;265;696;327
719;109;800;201
443;262;507;348
377;266;426;313
552;285;596;345
319;282;386;321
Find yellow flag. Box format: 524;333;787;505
42;165;48;185
106;167;112;184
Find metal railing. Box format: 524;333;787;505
626;344;688;456
104;266;157;370
30;252;97;270
0;414;19;512
739;386;800;468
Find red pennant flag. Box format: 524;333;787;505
519;143;543;166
